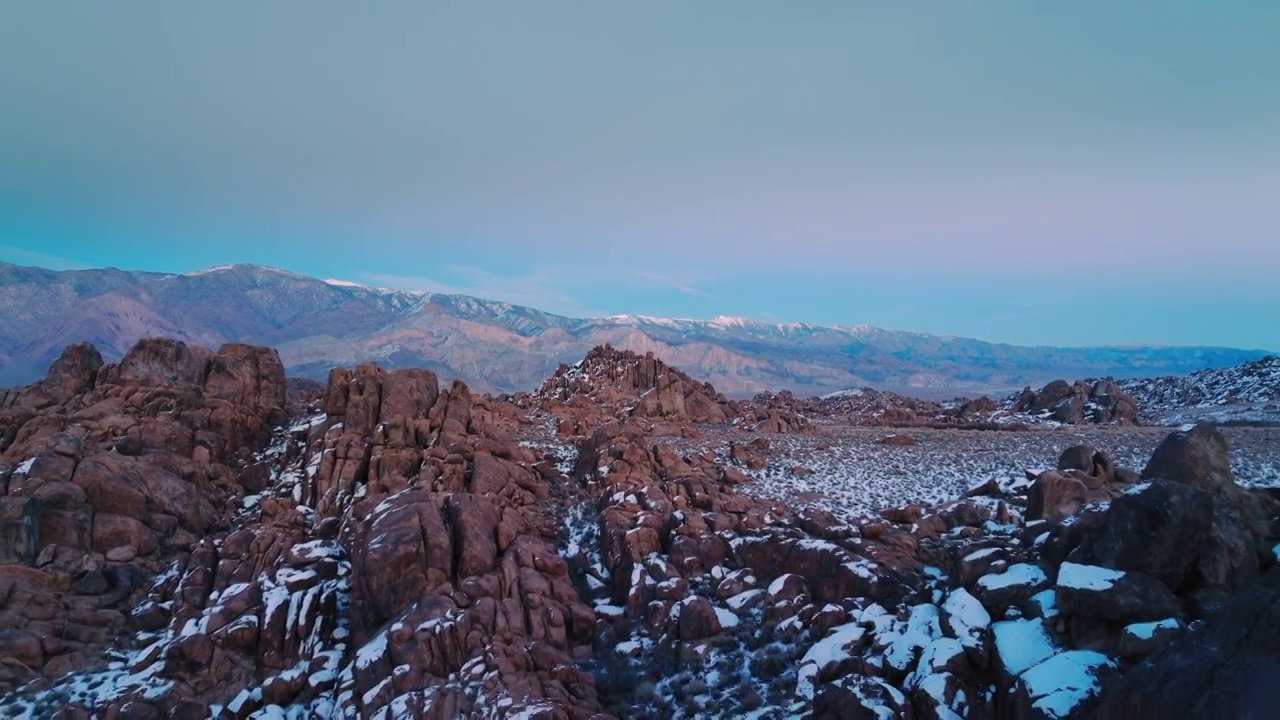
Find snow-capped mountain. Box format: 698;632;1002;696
0;261;1270;394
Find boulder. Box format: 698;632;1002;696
1118;619;1184;661
341;363;388;437
1074;481;1210;592
91;513;159;555
203;343;287;418
1055;562;1181;625
446;494;500;578
377;368;439;425
351;489;453;625
0;628;44;673
29;480;93;550
813;675;910;720
1025;471;1092;523
1141;423;1234;491
973;563;1051;613
41;343;104;403
1010;650;1117;720
73;453;200;532
470;453;518;496
1095;567;1280;719
1077;467;1271;595
676;596;722;640
112;337;210;387
1057;445;1114;484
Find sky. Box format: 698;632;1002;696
2;2;1278;349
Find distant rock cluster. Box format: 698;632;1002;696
1121;355;1280;424
1008;378;1140;425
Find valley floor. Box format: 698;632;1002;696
523;421;1280;519
718;426;1280;518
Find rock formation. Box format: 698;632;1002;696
0;338;287;701
533;345;734;436
1009;378;1141;425
2;337;1278;719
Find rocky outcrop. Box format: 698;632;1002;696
535;345;732;433
1095;565;1280;719
0;337;288;697
1010;378;1141;425
1121;355;1280;424
3;348;611;717
1025;446;1136;523
814;387;960;427
1007;423;1280;682
733;392;817;434
1073;425;1279;595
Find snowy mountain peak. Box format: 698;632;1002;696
708;315;752;329
181;263;309;279
322;278;367;289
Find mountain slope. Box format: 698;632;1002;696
0;261;1270;394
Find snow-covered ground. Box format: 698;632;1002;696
676;426;1280;517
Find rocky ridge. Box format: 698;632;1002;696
749;376;1141;430
1002;379;1140;426
1;341;1278;719
1120;355;1280;425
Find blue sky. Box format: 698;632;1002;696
2;2;1278;349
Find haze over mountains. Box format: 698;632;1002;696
0;261;1269;395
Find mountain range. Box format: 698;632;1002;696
0;261;1269;395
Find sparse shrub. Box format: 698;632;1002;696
744;629;768;651
769;674;791;695
749;643;791;678
672;679;688;703
708;637;738;655
633;680;657;705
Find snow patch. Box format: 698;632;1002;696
1057;562;1124;591
1019;650;1116;718
977;563;1047;592
1123;618;1180;641
942;589;990;651
993;619;1056;677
